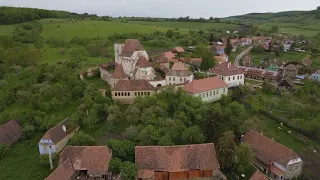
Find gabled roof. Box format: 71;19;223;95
172;47;185;53
183;76;228;94
312;70;320;75
121;39;144;57
209;62;244;76
112;80;155;91
135;143;220;178
280;76;295;88
158;51;176;63
45;159;76;180
284;64;298;71
0;120;22;146
242;130;300;166
136;56;153;68
112;64;127;79
249;170;269;180
59;146;112;176
166;63;193;77
215;56;227;64
40;118;72;144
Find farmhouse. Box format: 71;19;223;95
114;39;149;77
215;54;229;65
172;46;185;55
311;70;320;81
0;120;22;146
166;62;194;85
38;118;78;155
239;37;253;46
157;51;178;68
135;143;225;180
111;79;156;104
238;66;279;82
242;130;303;180
45;146;112;180
283;63;299;77
183;76;228;102
278;77;295;90
208;62;245;87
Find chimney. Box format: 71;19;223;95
228;63;230;69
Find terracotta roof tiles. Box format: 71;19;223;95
172;47;185;53
59;146;112;176
0;120;21;146
249;170;269;180
209;62;244;76
40;118;72;144
167;63;193;77
136;56;153;68
302;57;312;67
112;64;127;79
135;143;220;179
112;80;155;91
183;76;228;94
243;130;300;166
45;159;75;180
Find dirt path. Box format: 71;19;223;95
234;46;253;66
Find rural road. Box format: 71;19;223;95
234;45;253;66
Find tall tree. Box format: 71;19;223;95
225;38;233;55
217;131;236;171
234;143;255;173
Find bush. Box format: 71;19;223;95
109;157;122;174
120;161;137;180
39;154;50;166
0;143;9;159
69;131;95;146
21;125;36;140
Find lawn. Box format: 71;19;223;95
259;23;319;37
251;51;307;66
0;133;57;180
127;21;237;31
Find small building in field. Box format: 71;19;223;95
111;80;156;104
38;118;78;155
135;143;225;180
0;120;22;146
267;63;279;72
166;62;194;85
250;170;269;180
242;130;303;180
302;57;312;67
283;63;299;78
172;46;185;55
311;70;320;81
183;76;228;102
45;146;112;180
208;62;245;87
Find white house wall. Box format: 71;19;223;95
216;74;245;87
193;87;228;102
166;75;194;85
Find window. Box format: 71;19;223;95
148;92;150;95
221;77;224;81
223;88;226;93
135;92;137;96
210;92;212;96
184;78;186;81
213;91;215;95
121;92;124;96
199;94;201;97
240;75;242;79
202;93;205;98
169;77;171;81
206;92;208;97
237;76;239;80
173;77;176;81
233;76;235;80
128;92;131;96
169;83;171;85
228;77;230;81
115;93;117;97
217;90;219;95
180;78;182;81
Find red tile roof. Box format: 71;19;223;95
112;80;155;91
135;143;220;178
209;62;244;76
59;146;112;176
242;130;300;166
215;45;226;51
40;118;73;144
112;64;127;79
121;39;144;57
45;159;75;180
302;57;312;67
249;170;269;180
167;63;193;77
313;70;320;75
183;76;228;94
215;56;227;64
136;56;153;68
270;164;285;176
0;120;21;146
172;47;185;53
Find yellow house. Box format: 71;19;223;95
111;80;157;104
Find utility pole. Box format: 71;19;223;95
47;146;53;169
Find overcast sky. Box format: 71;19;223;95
0;0;319;18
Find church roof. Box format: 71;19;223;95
136;56;153;68
121;39;144;57
112;64;128;79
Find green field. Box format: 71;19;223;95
259;23;319;37
251;51;307;65
127;21;237;31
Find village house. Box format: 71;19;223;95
111;79;156;104
183;76;229;102
238;66;279;82
45;146;112;180
215;53;229;65
242;53;252;67
250;170;269;180
39;118;78;155
133;56;156;80
252;36;266;43
0;120;22;146
135;143;225;180
311;70;320;81
214;45;226;55
172;46;185;56
166;62;194;85
283;40;293;51
267;63;279;72
278;77;295;90
157;51;178;68
283;63;299;77
114;39;149;77
239;37;253;46
208;62;245;87
242;130;303;180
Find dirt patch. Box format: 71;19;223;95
96;132;127;145
299;147;320;178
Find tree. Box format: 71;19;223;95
69;131;95;146
234;143;255;173
216;131;236;170
21;125;36;140
109;157;122;174
106;139;135;162
214;17;221;23
270;25;279;33
262;82;277;94
310;48;319;64
181;125;205;144
239;117;261;134
166;30;174;38
0;143;9;159
120;161;137;180
195;45;214;71
225;38;233;55
39;154;51;166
